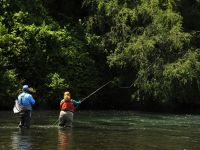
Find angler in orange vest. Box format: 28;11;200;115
59;91;81;127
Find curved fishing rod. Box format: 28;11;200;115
51;80;112;126
51;78;136;126
80;80;112;102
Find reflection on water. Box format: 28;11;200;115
0;111;200;150
11;129;32;150
58;128;72;150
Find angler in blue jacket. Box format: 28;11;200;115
18;85;35;128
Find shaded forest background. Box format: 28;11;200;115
0;0;200;112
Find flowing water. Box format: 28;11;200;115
0;111;200;150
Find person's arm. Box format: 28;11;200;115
72;99;81;107
29;95;35;105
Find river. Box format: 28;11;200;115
0;111;199;150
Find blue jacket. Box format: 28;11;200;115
18;92;35;106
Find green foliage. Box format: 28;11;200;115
0;0;200;110
0;0;100;109
47;73;69;90
84;0;199;108
163;49;200;104
0;69;21;109
164;50;200;83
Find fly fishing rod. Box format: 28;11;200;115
51;80;112;126
80;80;112;102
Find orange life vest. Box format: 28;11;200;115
60;100;76;112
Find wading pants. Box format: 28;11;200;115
19;110;31;128
59;110;73;128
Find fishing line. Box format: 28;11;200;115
51;58;160;126
117;82;134;89
80;80;112;102
51;80;112;126
51;118;59;126
116;57;160;89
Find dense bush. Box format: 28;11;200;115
0;0;200;111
